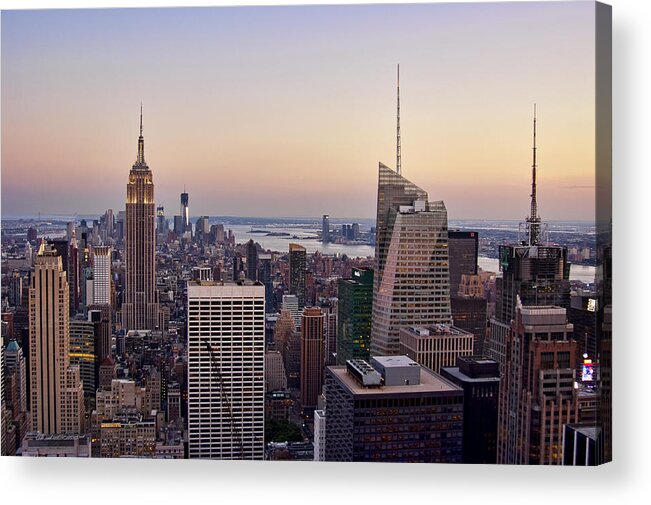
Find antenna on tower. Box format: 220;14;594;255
396;64;402;176
525;104;542;246
139;102;143;137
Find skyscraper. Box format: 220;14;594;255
92;245;111;306
180;189;190;232
186;280;265;460
370;164;452;356
324;356;463;463
370;69;452;356
289;243;306;308
29;243;83;435
322;215;330;243
487;109;570;368
441;356;500;464
337;268;373;365
122;108;160;331
448;230;478;296
497;302;579;465
299;307;325;413
246;239;258;281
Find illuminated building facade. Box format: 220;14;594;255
122;109;160;331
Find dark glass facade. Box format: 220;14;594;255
337;268;373;365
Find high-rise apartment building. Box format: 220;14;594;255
299;307;325;413
337;268;373;365
92;245;111;306
371;163;452;356
497;302;579;465
29;243;83;435
289;243;306;308
187;280;265;460
122;109;160;331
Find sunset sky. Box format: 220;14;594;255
1;1;596;221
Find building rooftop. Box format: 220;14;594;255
328;364;461;396
401;324;471;337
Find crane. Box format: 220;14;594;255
201;338;244;459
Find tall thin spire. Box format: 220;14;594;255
526;104;541;245
136;103;146;166
396;64;402;176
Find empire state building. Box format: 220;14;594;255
122;108;160;331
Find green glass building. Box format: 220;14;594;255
337;268;373;365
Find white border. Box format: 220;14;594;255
0;0;648;503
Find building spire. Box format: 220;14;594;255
137;103;146;166
396;64;401;176
526;104;541;245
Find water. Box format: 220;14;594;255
228;224;375;258
478;257;596;284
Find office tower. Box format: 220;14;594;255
187;280;265;460
232;253;244;282
4;338;29;454
156;206;165;232
180;190;190;231
451;274;488;354
88;306;111;363
321;299;338;365
324;356;463;463
282;294;301;328
562;423;604;466
195;216;210;243
122;108;160;331
92;246;111;306
313;409;326;461
173;215;184;235
488;110;570;368
371;164;452;356
399;324;474;373
497;302;579;465
337;268;373;365
299;307;325;413
288;243;306;308
257;253;274;313
448;230;478;295
29;243;83;435
69;318;97;406
8;271;23;307
265;350;287;392
26;227;37;243
246;239;258;281
441;356;500;464
5;339;27;416
322;215;330;243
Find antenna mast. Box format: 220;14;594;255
396;64;401;175
526;104;542;245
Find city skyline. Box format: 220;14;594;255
2;2;596;221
